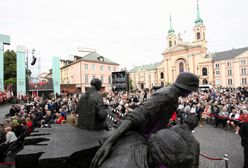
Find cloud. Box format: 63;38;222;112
0;0;248;73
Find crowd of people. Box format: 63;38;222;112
0;83;248;164
0;95;80;161
177;87;248;134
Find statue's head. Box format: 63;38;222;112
148;127;196;167
173;72;199;97
90;78;102;91
184;114;199;130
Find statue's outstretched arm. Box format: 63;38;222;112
90;120;133;168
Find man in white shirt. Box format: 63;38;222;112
0;127;18;161
5;127;17;144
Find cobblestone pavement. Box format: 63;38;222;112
194;124;243;168
0;104;244;168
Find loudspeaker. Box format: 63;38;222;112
31;56;37;65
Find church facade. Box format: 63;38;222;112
129;1;248;90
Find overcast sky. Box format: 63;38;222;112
1;0;248;73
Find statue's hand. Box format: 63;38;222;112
90;140;113;168
99;129;116;145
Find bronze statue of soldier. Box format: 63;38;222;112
90;72;200;168
76;78;107;130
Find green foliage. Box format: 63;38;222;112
4;77;16;86
4;50;17;80
3;50;32;90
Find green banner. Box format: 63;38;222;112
52;57;61;96
0;43;3;91
0;34;11;92
16;46;26;96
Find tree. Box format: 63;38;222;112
3;49;32;92
4;50;17;87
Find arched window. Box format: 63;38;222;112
203;79;208;84
202;67;208;76
141;84;144;90
197;32;201;40
160;72;164;79
179;62;184;73
169;41;172;47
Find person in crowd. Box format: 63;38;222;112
90;72;199;168
239;122;248;168
9;105;17;117
12;119;27;138
60;105;68;120
196;103;204;122
176;100;185;124
216;106;229;129
47;100;55;112
200;101;211;127
226;109;240;132
67;111;78;127
235;110;248;135
43;110;53;125
25;117;33;132
190;104;197;114
211;103;220;126
55;112;66;124
76;78;108;130
0;126;17;161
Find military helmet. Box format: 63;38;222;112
173;72;199;92
90;78;102;91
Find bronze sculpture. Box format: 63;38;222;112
97;114;199;168
76;78;107;130
91;72;200;168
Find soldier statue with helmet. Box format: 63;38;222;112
91;72;200;168
76;78;108;130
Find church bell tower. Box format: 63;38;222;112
167;14;177;48
193;0;207;47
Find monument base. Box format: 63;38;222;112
16;124;104;168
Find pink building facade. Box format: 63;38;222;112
61;52;119;92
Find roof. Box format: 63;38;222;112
81;52;119;65
129;62;161;73
211;47;248;61
163;42;201;53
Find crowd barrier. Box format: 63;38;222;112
200;153;229;168
0;162;15;165
207;113;248;123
